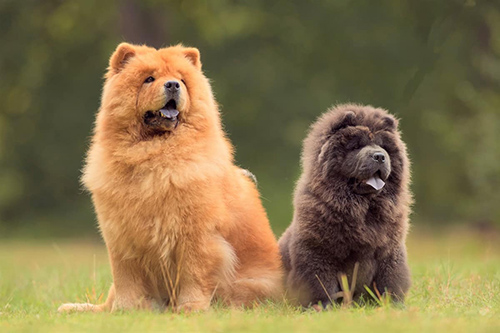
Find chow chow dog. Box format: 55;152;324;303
279;104;412;307
58;43;282;313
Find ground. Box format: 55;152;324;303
1;226;499;332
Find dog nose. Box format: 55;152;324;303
165;81;180;92
373;152;386;163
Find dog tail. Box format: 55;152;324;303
216;268;283;308
240;168;258;185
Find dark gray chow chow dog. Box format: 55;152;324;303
279;104;412;307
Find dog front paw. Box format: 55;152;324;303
176;300;210;313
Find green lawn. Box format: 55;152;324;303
1;226;499;332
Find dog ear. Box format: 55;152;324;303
108;43;136;75
332;111;356;132
381;115;398;132
183;47;201;70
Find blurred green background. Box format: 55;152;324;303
0;0;499;238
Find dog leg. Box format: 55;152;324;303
286;241;342;308
372;244;411;303
108;255;156;311
175;235;234;313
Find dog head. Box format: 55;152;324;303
304;104;409;197
100;43;215;139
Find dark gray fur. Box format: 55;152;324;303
279;104;412;307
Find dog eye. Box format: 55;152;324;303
181;79;186;85
144;76;155;83
381;145;395;155
346;137;361;150
346;142;359;150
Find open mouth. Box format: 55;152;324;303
143;99;180;132
158;99;179;123
363;171;385;191
350;171;387;195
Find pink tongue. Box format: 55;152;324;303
159;109;179;120
365;176;385;190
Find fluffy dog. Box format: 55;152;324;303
58;43;282;313
279;104;412;307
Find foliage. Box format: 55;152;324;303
0;0;499;235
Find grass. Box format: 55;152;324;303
1;226;499;332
